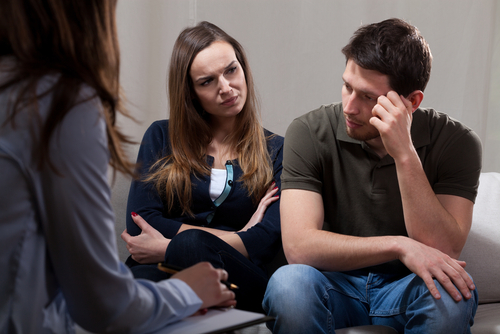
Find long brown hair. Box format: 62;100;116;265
147;21;273;216
0;0;134;176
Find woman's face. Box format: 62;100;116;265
189;41;247;121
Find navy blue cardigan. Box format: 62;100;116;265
126;120;284;268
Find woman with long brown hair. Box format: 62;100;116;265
122;21;283;312
0;2;234;332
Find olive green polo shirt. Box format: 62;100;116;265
281;102;482;237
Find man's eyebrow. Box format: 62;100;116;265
195;60;237;83
342;76;382;97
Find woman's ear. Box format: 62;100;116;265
407;90;424;112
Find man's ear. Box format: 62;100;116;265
407;90;424;113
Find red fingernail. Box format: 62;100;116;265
200;308;208;315
131;212;138;217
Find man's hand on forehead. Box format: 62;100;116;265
369;90;414;159
376;91;412;113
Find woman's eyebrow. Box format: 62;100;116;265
224;60;237;70
195;60;238;83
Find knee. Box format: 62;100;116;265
263;264;330;332
165;229;217;262
168;229;214;251
264;264;323;307
267;264;318;291
419;276;478;312
172;228;212;242
407;276;478;331
434;279;478;319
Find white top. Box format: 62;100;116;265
209;168;227;201
0;73;202;333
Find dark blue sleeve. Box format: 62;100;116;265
125;120;182;238
236;132;284;267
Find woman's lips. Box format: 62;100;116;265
222;96;237;106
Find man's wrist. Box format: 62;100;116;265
388;235;407;261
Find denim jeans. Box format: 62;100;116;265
126;229;269;312
263;264;478;334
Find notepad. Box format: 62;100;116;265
155;308;273;334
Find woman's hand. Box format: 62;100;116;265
121;212;170;264
240;182;279;232
172;262;236;310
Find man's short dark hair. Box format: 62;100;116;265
341;18;432;97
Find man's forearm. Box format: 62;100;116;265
281;189;403;271
394;151;471;258
284;229;403;271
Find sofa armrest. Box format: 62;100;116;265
460;172;500;304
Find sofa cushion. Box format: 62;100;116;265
460;172;500;304
471;303;500;334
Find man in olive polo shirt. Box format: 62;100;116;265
263;18;482;333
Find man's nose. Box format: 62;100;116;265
343;93;360;115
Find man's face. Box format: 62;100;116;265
341;59;392;142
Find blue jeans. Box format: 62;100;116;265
126;229;269;312
263;264;478;334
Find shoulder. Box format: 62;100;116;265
145;119;169;138
263;129;284;165
286;102;343;144
415;108;472;132
45;84;110;174
264;128;284;147
414;108;482;148
415;108;482;199
141;119;170;149
289;102;343;133
38;76;104;131
57;85;105;141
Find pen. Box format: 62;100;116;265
157;262;239;290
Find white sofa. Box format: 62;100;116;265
460;172;500;333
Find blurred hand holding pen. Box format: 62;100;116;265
157;262;239;290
